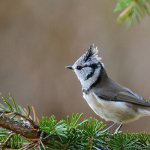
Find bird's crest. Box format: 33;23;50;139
83;44;101;62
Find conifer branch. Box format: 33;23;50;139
0;113;40;140
114;0;150;26
0;96;150;149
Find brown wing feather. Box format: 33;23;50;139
116;90;150;106
94;88;150;107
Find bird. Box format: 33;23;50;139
66;44;150;133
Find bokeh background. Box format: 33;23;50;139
0;0;150;132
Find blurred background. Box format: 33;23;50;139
0;0;150;132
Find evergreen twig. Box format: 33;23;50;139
114;0;150;26
0;96;149;149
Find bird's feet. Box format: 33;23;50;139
107;123;123;138
100;123;116;134
114;124;123;134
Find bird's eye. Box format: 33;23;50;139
76;66;82;70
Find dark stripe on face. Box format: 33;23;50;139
82;63;104;94
85;69;95;80
84;62;101;80
91;64;103;87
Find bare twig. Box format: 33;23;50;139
0;115;40;140
0;114;60;148
2;111;38;129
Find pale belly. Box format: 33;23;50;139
83;92;140;123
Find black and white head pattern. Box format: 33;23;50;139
72;44;103;90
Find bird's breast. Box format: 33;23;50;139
83;92;140;123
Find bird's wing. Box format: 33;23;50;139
94;88;150;107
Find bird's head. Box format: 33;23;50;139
66;44;104;90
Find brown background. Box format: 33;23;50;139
0;0;150;132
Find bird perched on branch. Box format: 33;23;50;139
66;44;150;133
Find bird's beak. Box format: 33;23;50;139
65;65;73;70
